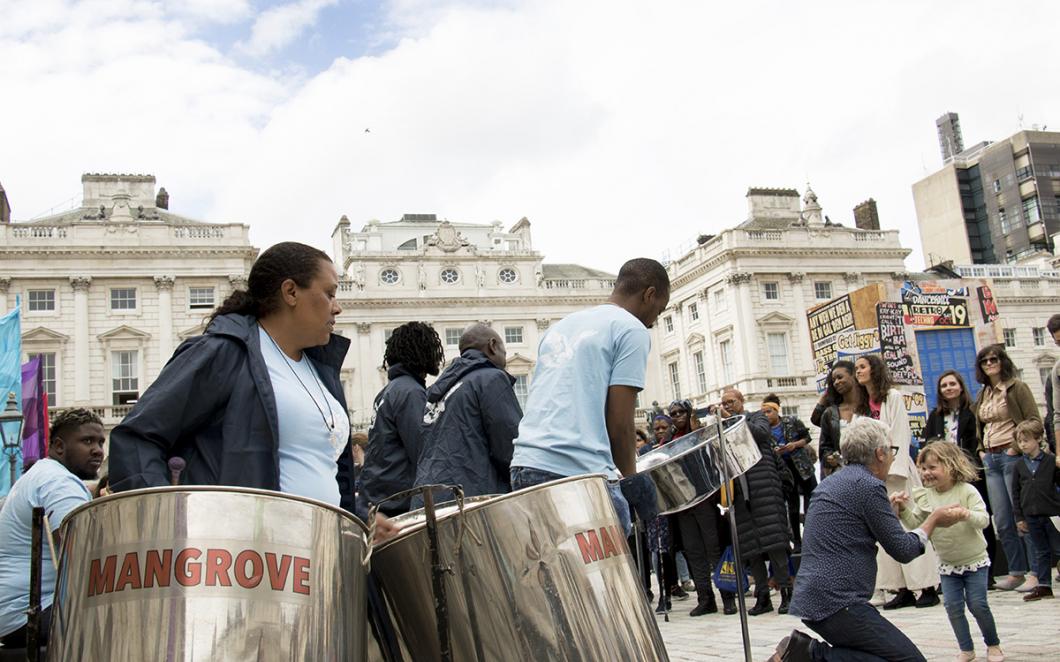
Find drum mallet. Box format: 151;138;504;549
168;457;186;486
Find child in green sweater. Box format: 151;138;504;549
891;441;1003;662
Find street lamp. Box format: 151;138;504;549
0;391;25;489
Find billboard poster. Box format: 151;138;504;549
977;285;999;323
877;302;922;386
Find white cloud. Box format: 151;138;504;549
235;0;339;57
164;0;253;25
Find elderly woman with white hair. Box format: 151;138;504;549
768;418;968;662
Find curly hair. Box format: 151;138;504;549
917;439;979;484
823;360;856;405
210;242;332;325
973;344;1016;385
384;321;444;376
856;354;893;403
49;407;103;442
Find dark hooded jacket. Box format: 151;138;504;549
359;364;427;516
732;409;791;559
413;349;522;501
108;313;357;512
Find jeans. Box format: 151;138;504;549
805;602;926;661
982;451;1031;574
1025;515;1060;584
510;466;631;535
940;567;1000;652
676;551;692;583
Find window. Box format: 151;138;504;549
1003;328;1016;348
1022;196;1042;225
993;179;1001;193
498;268;518;284
1033;327;1046;347
112;350;139;405
813;281;832;300
27;289;55;312
445;328;462;346
782;405;798;418
668;361;681;400
380;268;400;285
663;316;674;334
188;287;215;309
713;288;727;311
504;326;524;344
110;288;137;310
762;282;779;300
688;302;699;321
513;374;529;408
719;339;733;384
767;332;789;375
28;352;56;406
1041;367;1053;391
999;208;1010;235
693;351;707;394
440;268;460;284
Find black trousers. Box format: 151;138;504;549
0;606;51;648
749;548;791;591
783;456;817;548
676;499;723;601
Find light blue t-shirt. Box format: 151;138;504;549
511;304;650;479
0;458;92;636
259;327;350;507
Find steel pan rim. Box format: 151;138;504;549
373;473;611;551
629;415;746;476
61;485;370;533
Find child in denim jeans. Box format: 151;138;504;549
1012;419;1060;603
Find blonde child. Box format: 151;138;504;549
1012;419;1060;602
890;442;1003;662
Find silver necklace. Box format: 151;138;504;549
261;325;339;449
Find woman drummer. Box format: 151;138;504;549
109;242;396;538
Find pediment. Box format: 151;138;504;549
756;311;795;326
178;323;206;340
685;332;705;346
97;325;152;341
21;326;70;343
1033;351;1058;367
507;352;534;368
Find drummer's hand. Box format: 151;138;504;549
373;513;401;543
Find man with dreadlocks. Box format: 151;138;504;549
0;408;104;648
360;321;445;516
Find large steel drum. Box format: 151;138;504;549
48;487;370;662
370;475;668;662
621;415;761;519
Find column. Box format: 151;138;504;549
355;322;372;428
788;272;812;375
727;271;755;386
0;277;10;312
154;276;175;371
70;276;92;403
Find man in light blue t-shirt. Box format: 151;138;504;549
0;409;105;647
510;258;670;532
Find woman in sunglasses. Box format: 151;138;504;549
973;343;1042;593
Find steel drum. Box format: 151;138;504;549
621;415;760;519
370;475;668;662
47;486;370;662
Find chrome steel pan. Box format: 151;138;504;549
48;486;370;662
621;415;760;518
370;475;668;662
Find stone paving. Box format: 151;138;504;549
654;589;1060;661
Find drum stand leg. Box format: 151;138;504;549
26;506;44;662
717;416;753;662
422;490;453;662
655;527;669;623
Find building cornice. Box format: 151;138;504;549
671;247;910;289
337;295;610;308
0;247;258;259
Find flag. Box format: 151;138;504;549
0;299;22;496
21;355;49;467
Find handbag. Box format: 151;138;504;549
712;545;750;594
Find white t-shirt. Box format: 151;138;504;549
0;459;91;636
259;327;350;506
511;304;650;479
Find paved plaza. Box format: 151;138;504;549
655;589;1060;661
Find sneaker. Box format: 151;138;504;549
671;585;690;600
883;588;916;610
1014;576;1039;593
915;586;940;608
954;652;976;662
1021;586;1054;601
681;579;695;592
986;645;1004;662
992;575;1022;591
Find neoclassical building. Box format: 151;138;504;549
329;213;615;427
0;174;257;427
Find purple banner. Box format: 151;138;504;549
21;355;48;466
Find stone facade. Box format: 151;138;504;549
0;174;257;428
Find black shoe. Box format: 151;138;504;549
655;598;671;614
882;588;916;610
671;585;690;600
748;589;774;616
769;629;814;662
778;586;793;615
915;586;940;608
721;591;737;615
689;592;717;616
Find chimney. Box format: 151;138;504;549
853;199;880;230
0;181;9;224
155;187;169;210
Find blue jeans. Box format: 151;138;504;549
1025;515;1060;584
940;566;1000;652
982;451;1032;575
804;602;925;661
510;466;632;536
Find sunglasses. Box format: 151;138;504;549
979;356;1000;365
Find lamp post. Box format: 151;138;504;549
0;391;25;490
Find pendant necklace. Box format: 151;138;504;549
262;326;339;449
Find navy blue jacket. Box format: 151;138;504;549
414;349;522;501
359;364;426;515
108;313;357;512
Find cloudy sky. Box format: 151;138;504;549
2;0;1057;273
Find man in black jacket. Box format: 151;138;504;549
360;321;444;516
414;324;522;503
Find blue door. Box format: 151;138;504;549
914;328;980;412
